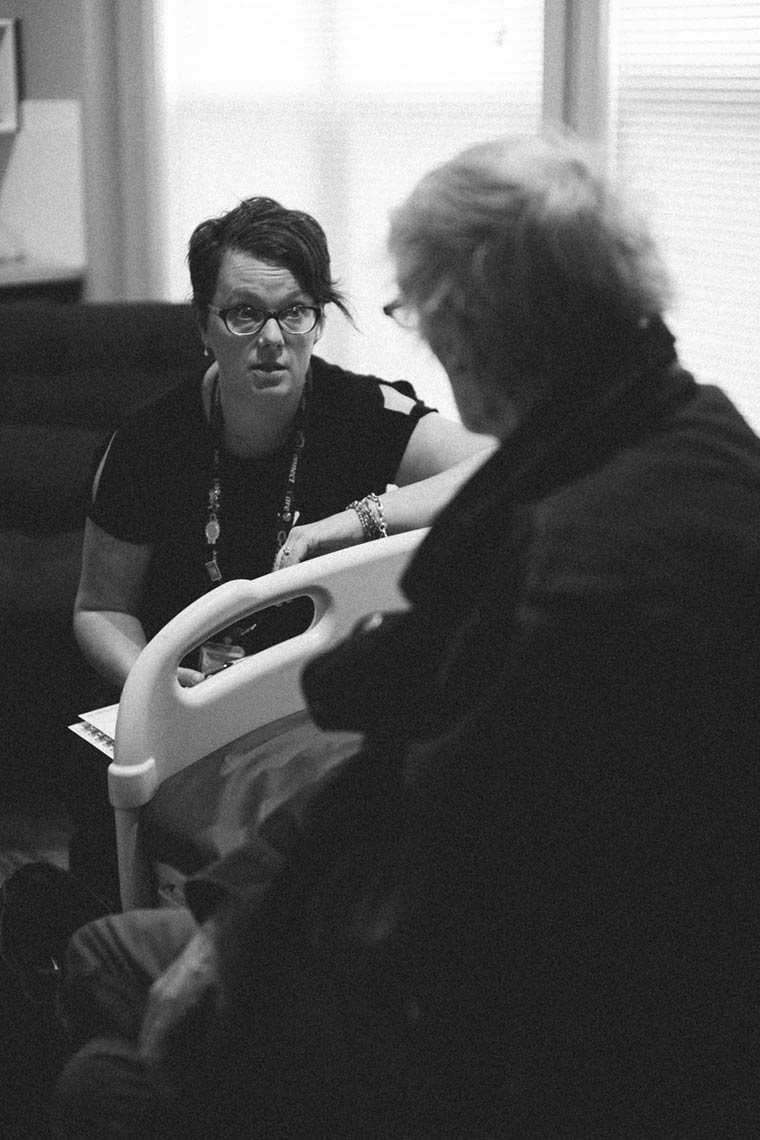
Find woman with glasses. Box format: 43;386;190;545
73;196;492;694
66;196;491;903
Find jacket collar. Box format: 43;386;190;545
403;318;696;617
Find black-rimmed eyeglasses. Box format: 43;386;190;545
208;303;322;337
382;299;418;331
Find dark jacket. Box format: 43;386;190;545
184;322;760;1137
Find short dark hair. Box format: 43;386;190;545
187;196;351;328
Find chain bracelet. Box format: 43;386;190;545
346;492;388;541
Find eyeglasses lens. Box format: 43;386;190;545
226;307;318;336
383;301;417;331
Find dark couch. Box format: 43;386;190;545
0;301;206;786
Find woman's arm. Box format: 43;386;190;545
276;393;495;567
382;406;497;531
73;520;206;690
76;435;206;690
73;519;153;691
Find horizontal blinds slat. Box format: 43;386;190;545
159;0;543;414
613;0;760;430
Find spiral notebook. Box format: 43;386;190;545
68;703;119;759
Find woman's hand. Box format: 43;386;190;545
177;666;206;687
274;413;494;574
274;509;364;570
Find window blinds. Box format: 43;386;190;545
610;0;760;428
157;0;544;415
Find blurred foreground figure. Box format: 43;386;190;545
53;135;760;1137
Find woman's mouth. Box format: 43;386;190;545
249;361;288;386
251;361;285;373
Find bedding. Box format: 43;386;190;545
139;711;362;875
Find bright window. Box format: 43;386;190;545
156;0;545;416
154;2;759;427
610;0;760;428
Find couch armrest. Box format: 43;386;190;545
0;529;82;617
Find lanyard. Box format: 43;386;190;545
204;376;309;584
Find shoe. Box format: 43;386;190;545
0;861;111;1006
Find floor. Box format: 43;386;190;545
0;783;71;886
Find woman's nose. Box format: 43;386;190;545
257;316;284;345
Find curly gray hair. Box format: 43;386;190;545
388;132;671;406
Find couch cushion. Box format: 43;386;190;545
1;301;204;427
0;423;107;531
0;302;208;783
0;529;83;617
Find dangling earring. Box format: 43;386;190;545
203;345;211;358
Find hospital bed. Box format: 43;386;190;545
108;528;427;909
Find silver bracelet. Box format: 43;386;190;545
346;493;388;541
365;491;388;538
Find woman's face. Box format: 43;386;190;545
204;248;322;410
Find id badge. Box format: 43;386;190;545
198;639;245;676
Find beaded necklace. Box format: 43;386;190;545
204;375;309;584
